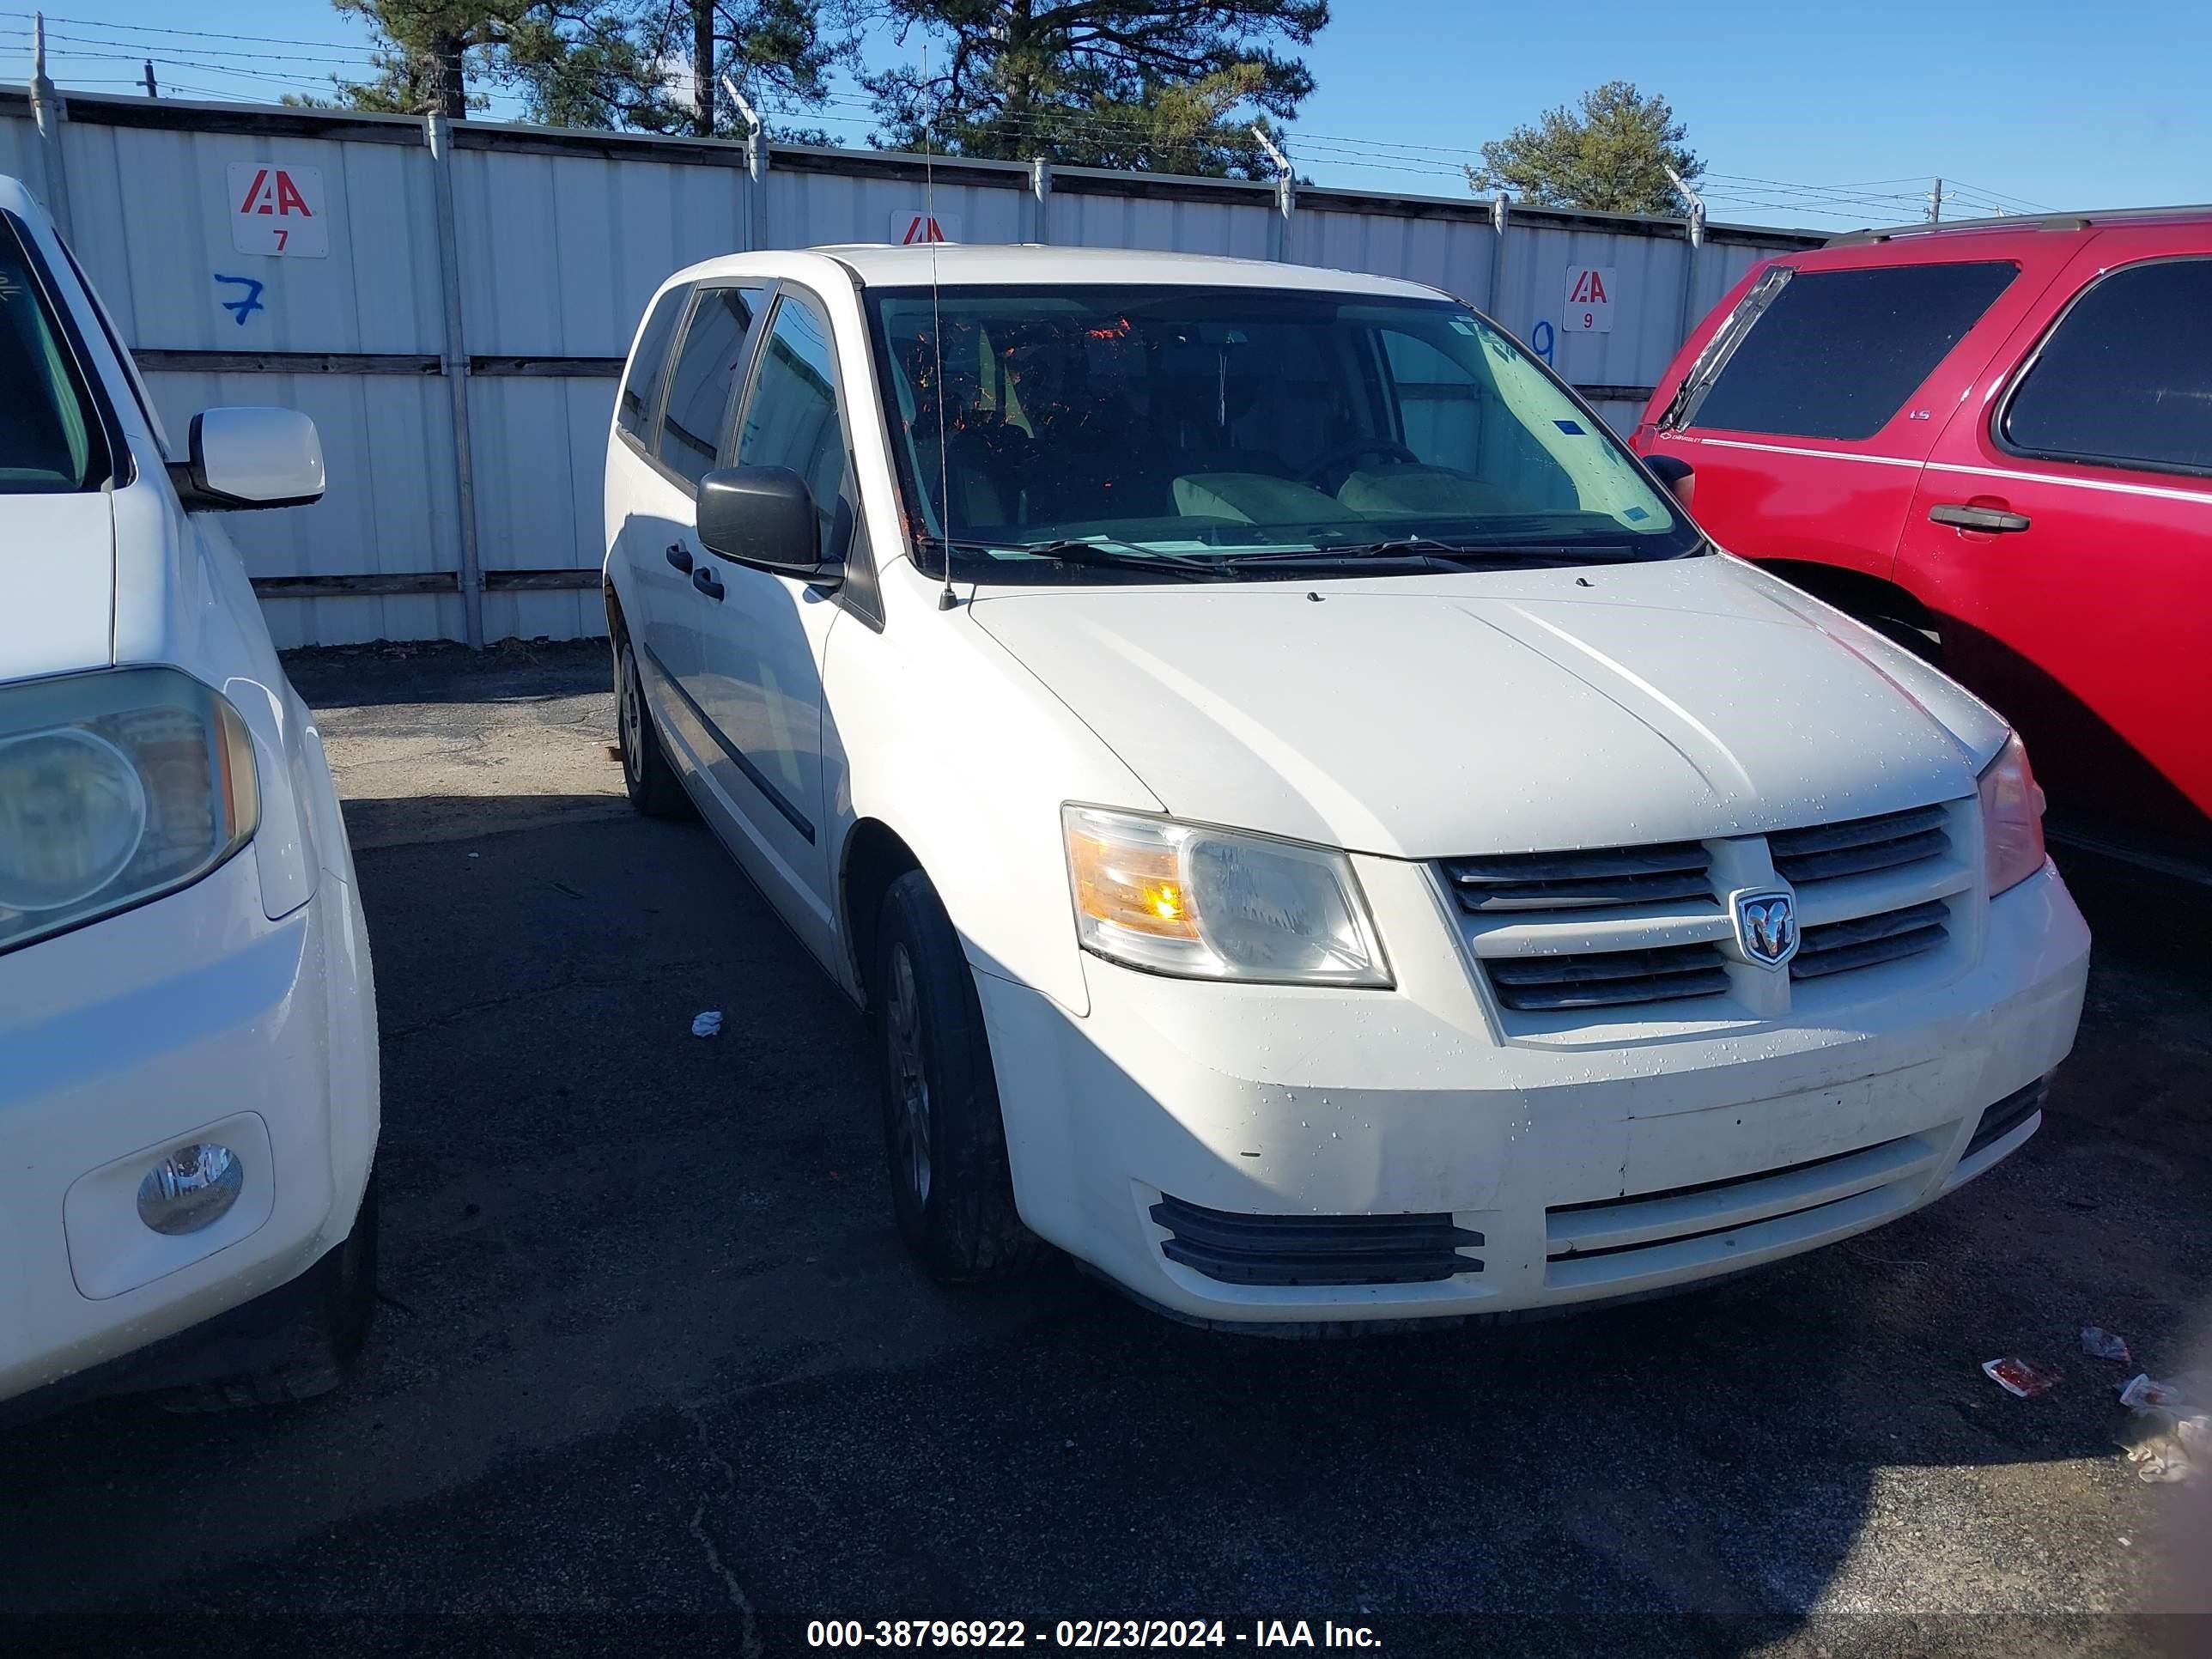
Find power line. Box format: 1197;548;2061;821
0;9;371;51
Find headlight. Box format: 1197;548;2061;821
0;666;260;955
1978;732;2046;896
1062;805;1390;987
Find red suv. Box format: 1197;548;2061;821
1635;209;2211;873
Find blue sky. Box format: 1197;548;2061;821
9;0;2208;230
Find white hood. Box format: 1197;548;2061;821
1;494;113;678
971;556;2007;859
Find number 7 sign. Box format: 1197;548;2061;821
1561;264;1614;333
227;161;330;258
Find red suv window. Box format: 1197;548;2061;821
1999;258;2212;477
1676;261;2017;441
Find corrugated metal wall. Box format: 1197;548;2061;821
0;88;1822;647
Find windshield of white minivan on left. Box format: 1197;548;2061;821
865;284;1698;581
0;216;111;494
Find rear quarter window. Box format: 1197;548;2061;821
1688;261;2017;441
2001;258;2212;477
617;286;689;442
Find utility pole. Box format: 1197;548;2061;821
1927;177;1944;223
143;58;157;98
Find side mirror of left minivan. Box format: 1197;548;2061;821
697;465;843;586
170;407;326;510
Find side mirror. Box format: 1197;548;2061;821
170;407;325;510
1643;453;1695;512
697;465;842;584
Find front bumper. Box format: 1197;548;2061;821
0;848;380;1403
978;860;2088;1327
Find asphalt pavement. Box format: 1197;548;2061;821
2;640;2206;1658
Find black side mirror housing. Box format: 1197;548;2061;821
696;465;842;584
1642;453;1696;511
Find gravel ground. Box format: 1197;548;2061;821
1;640;2204;1657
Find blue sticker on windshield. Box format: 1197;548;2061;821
1624;506;1650;521
1554;419;1585;435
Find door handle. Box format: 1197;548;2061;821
691;565;724;600
665;543;694;573
1929;502;2031;534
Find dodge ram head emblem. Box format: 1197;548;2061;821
1732;889;1799;969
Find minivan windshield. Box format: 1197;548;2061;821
865;284;1698;581
0;216;108;494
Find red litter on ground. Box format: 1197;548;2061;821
1984;1357;2062;1398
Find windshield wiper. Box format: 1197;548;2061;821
921;535;1235;582
1230;537;1621;571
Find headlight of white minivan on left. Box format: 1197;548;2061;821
0;666;260;955
1063;805;1391;987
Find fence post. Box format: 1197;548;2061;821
425;113;485;649
1252;126;1294;261
1028;158;1053;243
720;77;767;251
1663;166;1708;355
27;14;75;243
1486;192;1508;319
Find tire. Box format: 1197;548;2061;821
616;634;691;819
874;871;1037;1282
164;1170;380;1413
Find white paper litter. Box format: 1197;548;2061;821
691;1011;723;1038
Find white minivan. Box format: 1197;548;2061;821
602;244;2088;1328
0;178;380;1411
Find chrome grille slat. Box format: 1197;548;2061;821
1770;805;1951;885
1790;900;1950;980
1444;842;1712;913
1486;942;1729;1011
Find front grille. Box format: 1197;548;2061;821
1965;1077;2048;1158
1442;841;1713;912
1791;900;1950;980
1486;940;1730;1012
1768;804;1950;884
1149;1195;1484;1286
1447;796;1972;1024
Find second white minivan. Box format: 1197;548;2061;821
603;245;2087;1329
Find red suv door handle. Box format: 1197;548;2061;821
1929;502;2032;534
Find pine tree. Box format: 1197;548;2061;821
860;1;1328;179
1466;82;1702;216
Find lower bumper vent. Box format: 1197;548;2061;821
1966;1077;2049;1158
1149;1195;1484;1286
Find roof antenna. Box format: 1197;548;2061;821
924;41;957;612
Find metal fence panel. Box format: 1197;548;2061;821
453;143;748;357
2;88;1824;647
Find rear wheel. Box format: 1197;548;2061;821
874;872;1037;1282
617;634;690;818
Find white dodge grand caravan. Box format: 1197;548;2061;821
602;245;2087;1329
0;177;380;1412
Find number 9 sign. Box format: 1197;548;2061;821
1528;319;1556;365
1561;265;1615;333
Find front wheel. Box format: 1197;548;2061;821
874;872;1037;1283
617;635;690;818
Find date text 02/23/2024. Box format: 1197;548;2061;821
805;1620;1382;1649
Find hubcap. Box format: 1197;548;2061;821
886;942;932;1207
618;645;643;783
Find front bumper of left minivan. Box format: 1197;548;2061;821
975;857;2088;1328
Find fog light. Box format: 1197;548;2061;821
136;1144;242;1236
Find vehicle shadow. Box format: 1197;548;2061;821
0;784;2198;1650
